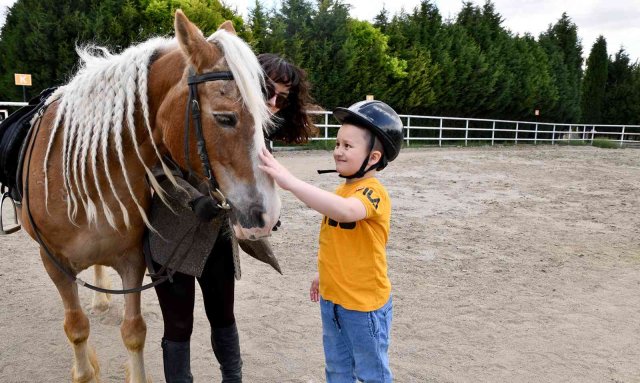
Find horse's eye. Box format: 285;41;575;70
212;112;237;128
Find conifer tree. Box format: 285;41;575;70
373;5;389;32
0;0;246;100
581;36;608;124
299;0;350;108
602;48;640;125
538;13;583;122
248;0;269;52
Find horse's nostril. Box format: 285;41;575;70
249;204;265;228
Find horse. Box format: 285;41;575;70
18;10;280;383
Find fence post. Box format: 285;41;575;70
439;118;443;147
552;125;556;145
587;126;591;141
515;122;519;145
406;116;411;148
620;126;625;148
324;112;329;140
534;123;538;145
590;126;595;145
491;121;495;146
465;119;469;147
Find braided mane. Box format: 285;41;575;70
43;29;270;230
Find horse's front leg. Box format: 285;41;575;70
39;248;101;383
115;251;151;383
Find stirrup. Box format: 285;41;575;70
1;192;21;235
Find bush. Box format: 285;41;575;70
591;139;620;149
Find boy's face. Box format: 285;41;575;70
333;123;373;177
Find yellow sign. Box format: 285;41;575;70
14;73;32;86
366;95;374;101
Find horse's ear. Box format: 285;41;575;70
174;9;214;71
218;20;237;35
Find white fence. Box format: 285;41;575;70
0;102;28;107
308;111;640;148
2;103;639;147
0;101;27;122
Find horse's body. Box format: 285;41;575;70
18;11;279;382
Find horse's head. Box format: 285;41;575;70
155;11;280;240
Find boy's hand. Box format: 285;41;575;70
310;274;319;302
258;147;298;191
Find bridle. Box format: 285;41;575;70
183;68;234;210
22;67;239;294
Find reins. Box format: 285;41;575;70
22;67;237;294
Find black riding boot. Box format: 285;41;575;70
161;338;193;383
211;323;243;382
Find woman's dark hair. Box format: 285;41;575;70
258;53;317;144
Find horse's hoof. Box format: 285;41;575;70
89;302;110;315
124;361;149;383
89;307;109;315
71;346;101;383
90;293;111;314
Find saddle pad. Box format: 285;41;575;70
0;87;56;198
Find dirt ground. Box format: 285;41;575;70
0;145;639;383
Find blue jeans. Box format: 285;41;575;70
320;296;393;383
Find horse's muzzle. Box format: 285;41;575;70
230;203;274;240
240;203;266;228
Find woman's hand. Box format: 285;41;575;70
310;274;319;302
189;196;219;222
258;147;298;191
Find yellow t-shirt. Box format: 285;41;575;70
318;177;391;312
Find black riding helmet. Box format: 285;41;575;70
329;100;403;179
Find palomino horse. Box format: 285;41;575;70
19;10;280;383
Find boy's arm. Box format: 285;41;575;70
259;148;366;222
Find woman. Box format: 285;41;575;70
259;53;316;147
145;54;315;383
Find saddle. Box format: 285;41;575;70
0;87;56;234
0;87;56;201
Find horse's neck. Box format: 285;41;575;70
146;50;189;166
148;50;186;125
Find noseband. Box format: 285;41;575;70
184;68;234;210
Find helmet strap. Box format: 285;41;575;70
317;132;386;178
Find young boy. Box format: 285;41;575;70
259;100;403;383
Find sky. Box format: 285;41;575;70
1;0;639;61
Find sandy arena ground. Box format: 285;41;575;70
0;145;639;382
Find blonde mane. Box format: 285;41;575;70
206;29;272;143
43;29;270;230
